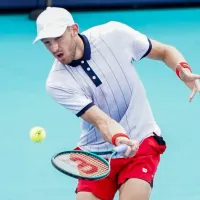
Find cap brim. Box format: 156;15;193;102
33;25;67;44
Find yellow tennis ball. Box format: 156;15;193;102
29;126;46;143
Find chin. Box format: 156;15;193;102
60;60;66;64
59;59;68;65
58;56;74;65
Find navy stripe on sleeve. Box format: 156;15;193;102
141;38;152;59
76;102;95;117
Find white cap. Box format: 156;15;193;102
33;7;75;44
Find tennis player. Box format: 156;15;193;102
33;7;200;200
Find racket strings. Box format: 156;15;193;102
56;152;109;178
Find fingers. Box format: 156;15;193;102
177;65;200;101
115;137;139;158
127;140;139;157
195;79;200;92
189;87;197;102
124;146;132;157
123;140;139;158
189;79;200;102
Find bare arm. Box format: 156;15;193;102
147;39;188;73
81;105;126;143
147;39;200;101
81;105;139;156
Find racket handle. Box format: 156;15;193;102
114;144;128;154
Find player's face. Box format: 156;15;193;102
42;26;77;64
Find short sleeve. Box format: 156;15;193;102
110;21;152;61
46;70;94;117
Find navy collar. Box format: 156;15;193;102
69;34;91;67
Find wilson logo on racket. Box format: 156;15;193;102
70;155;98;174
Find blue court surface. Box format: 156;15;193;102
1;7;200;200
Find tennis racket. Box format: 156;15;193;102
51;144;128;180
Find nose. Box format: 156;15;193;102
50;42;59;54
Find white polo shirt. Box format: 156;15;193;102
46;21;161;154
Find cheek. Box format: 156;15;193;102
62;40;73;52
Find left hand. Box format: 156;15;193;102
176;64;200;102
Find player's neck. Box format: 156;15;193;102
74;35;84;60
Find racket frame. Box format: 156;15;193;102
51;149;114;180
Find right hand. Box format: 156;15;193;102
114;136;139;158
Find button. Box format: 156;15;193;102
81;60;84;64
87;68;90;71
92;76;96;79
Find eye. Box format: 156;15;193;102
55;36;62;40
43;40;50;45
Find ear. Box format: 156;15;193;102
71;24;79;37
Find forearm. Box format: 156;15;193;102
147;39;189;73
95;118;126;142
81;105;126;143
162;45;187;72
147;39;196;97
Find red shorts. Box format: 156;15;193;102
75;135;167;200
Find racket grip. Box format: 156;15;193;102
114;144;128;154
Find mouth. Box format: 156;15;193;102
56;53;64;60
